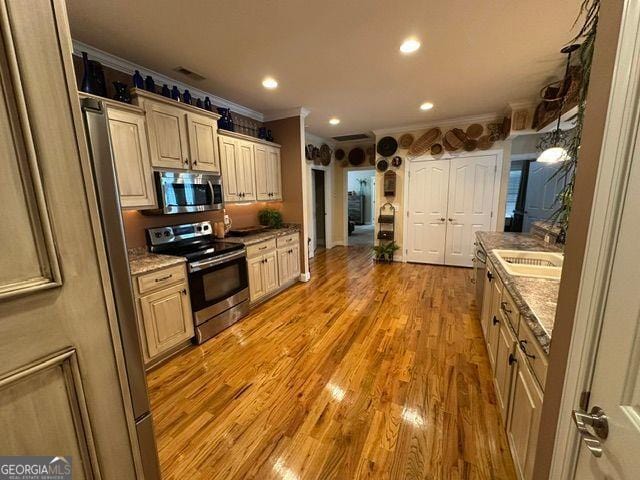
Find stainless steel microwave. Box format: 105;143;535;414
151;171;224;214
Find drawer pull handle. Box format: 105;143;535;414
487;271;493;281
492;316;499;326
501;301;512;314
508;353;517;365
519;340;536;359
182;288;187;295
259;246;267;250
154;274;172;282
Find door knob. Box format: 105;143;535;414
572;406;609;458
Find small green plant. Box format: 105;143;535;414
372;241;399;263
258;207;283;229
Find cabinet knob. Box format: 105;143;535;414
184;158;189;165
492;316;499;326
508;353;517;365
182;288;187;295
193;160;198;166
519;340;536;359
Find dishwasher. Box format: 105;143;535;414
473;242;488;308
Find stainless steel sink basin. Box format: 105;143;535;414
493;249;563;280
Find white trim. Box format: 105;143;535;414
298;272;311;282
372;112;501;136
511;153;538;161
307;164;333;254
401;149;504;264
264;107;311;122
72;39;264;121
550;1;640;477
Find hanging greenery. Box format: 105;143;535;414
551;0;600;233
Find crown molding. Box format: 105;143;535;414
263;106;311;122
72;40;264;121
371;112;502;136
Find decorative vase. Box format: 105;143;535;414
132;70;144;89
217;107;233;130
80;52;107;96
144;75;155;93
112;81;131;103
258;127;267;139
183;89;192;105
161;84;171;98
266;129;274;142
204;96;212;111
195;98;203;108
171;86;180;101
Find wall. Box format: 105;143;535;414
533;1;624;477
371;118;507;258
265;115;309;277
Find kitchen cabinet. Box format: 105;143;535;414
219;134;257;202
486;269;503;370
480;260;495;338
494;316;517;422
247;249;278;302
247;233;299;303
278;244;300;286
255;143;282;201
507;347;544;480
133;263;194;366
132;89;220;173
106;103;156;209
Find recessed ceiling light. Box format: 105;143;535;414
262;77;278;89
329;118;340;125
400;38;421;54
420;102;434;111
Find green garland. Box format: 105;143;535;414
551;0;600;233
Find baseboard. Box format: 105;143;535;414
299;272;311;282
332;240;346;247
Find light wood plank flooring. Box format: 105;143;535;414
147;246;516;479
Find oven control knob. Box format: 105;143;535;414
196;226;202;232
154;232;162;238
164;231;170;237
203;225;209;230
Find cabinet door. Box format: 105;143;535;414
219;136;241;202
277;247;291;286
268;147;282;200
480;264;494;339
261;251;279;294
107;107;156;209
248;256;265;301
494;320;517;422
254;143;270;200
187;112;220;173
237;139;256;201
290;244;300;280
486;273;503;370
145;100;189;169
507;349;544;480
139;282;194;359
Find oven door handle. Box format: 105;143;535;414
188;249;246;273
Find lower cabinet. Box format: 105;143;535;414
486;268;503;369
507;348;544;480
494;319;517;421
247;249;278;302
277;244;300;286
133;263;194;367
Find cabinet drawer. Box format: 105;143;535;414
499;288;520;333
276;232;298;248
136;264;186;295
517;322;549;390
247;239;276;258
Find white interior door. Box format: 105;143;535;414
523;161;564;233
572;115;640;479
445;155;496;267
406;159;450;264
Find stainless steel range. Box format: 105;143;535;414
147;221;249;343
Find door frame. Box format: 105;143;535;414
307;164;333;257
342;166;377;246
401;149;503;263
548;1;640;476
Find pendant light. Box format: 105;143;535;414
538;44;580;164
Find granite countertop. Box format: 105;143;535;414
128;247;186;276
476;231;562;354
224;225;301;246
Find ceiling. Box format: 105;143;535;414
66;0;582;139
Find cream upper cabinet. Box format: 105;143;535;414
144;100;189;169
219;135;242;202
187;112;220;173
267;146;282;200
255;144;282;201
237;139;256;201
106;105;156;209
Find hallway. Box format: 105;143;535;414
147;246;516;479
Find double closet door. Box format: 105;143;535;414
406;155;497;267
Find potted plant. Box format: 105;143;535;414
258;207;283;229
373;241;399;263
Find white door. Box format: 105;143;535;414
523;161;564;233
572;116;640;478
445;155;496;267
406;159;450;264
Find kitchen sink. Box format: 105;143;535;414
493;249;563;280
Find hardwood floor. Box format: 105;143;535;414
147;246;516;479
